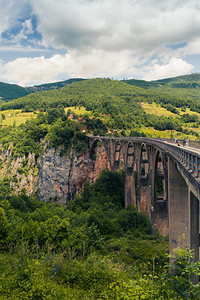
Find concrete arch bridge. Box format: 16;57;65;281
88;136;200;261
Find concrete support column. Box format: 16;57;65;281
190;191;199;262
124;167;136;207
109;140;115;172
169;158;190;251
137;183;151;218
168;158;199;262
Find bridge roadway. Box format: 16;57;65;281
88;135;200;263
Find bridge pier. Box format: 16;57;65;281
168;158;199;262
137;180;151;219
124;167;136;207
190;191;199;262
151;152;169;236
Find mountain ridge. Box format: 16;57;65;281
1;73;200;101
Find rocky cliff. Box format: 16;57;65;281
0;145;110;204
38;146;110;204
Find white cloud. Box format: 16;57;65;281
30;0;200;55
0;49;139;86
180;38;200;56
143;57;194;81
0;0;200;84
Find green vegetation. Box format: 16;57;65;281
0;109;37;126
0;170;199;299
0;82;29;101
0;77;199;139
0;79;145;132
26;78;86;93
0;109;88;158
0;79;86;102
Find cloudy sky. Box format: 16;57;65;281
0;0;200;86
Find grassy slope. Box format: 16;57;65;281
0;109;37;126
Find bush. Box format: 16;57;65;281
168;244;200;299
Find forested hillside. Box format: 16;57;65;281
0;82;29;101
0;77;200;139
123;73;200;89
26;78;86;93
0;78;86;101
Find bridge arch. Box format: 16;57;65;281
151;149;168;235
89;137;111;169
124;141;137;207
137;143;151;218
139;143;149;179
113;140;124;171
126;142;135;169
90;138;103;159
154;149;167;204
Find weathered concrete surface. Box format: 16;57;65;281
152;208;169;236
168;158;199;259
138;186;151;219
124;168;136;207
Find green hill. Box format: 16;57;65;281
123;73;200;89
0;76;200;140
0;82;29;101
0;78;86;101
26;78;86;93
0;78;146;129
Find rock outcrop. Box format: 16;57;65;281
38;146;110;204
0;145;110;204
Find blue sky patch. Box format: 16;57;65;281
167;42;187;50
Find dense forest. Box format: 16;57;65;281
0;79;86;101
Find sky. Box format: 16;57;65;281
0;0;200;86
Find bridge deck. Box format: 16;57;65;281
165;142;200;155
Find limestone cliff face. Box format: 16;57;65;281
0;149;38;195
0;145;110;204
38;146;110;205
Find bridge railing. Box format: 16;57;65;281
156;137;200;149
87;134;200;149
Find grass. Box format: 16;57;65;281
139;126;198;140
65;106;92;116
0;109;37;126
0;106;95;127
183;126;200;134
179;107;200;117
141;102;200;118
141;102;177;117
